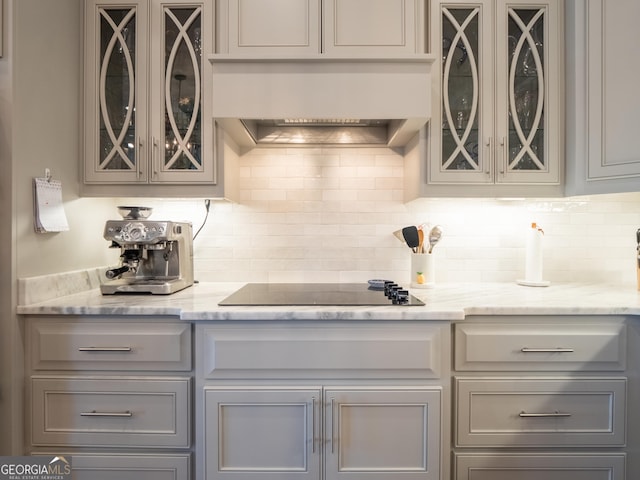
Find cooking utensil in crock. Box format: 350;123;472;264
402;226;420;253
428;225;443;254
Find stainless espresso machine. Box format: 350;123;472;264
101;207;194;295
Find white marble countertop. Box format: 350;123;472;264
16;281;640;321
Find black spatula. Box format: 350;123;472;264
402;226;420;253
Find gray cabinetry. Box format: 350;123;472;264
566;0;640;195
406;0;563;199
216;0;424;55
452;317;627;480
26;317;193;478
83;0;222;197
196;321;449;480
66;454;191;480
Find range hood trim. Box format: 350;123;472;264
210;55;435;148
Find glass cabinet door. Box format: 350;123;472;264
496;0;559;185
504;7;546;176
441;7;480;172
160;6;202;179
434;1;494;184
86;1;149;183
150;1;214;184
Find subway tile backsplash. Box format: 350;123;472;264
132;147;640;287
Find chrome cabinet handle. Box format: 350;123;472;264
330;398;335;454
498;136;506;174
485;137;493;176
519;410;571;418
80;410;132;418
311;397;317;453
152;136;159;178
78;347;132;352
137;136;144;179
521;347;575;353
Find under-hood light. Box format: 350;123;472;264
279;119;370;126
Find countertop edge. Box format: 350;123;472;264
15;282;640;321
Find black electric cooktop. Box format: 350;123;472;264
218;283;425;307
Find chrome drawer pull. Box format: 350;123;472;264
80;410;133;418
520;347;574;353
519;411;571;418
78;346;132;352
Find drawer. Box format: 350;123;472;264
454;323;626;371
31;376;191;448
454;453;625;480
198;322;447;380
29;320;191;371
34;454;191;480
455;377;626;447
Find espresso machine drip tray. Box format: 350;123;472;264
101;278;192;295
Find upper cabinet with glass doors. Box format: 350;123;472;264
425;0;563;196
84;0;220;194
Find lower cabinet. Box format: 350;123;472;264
26;317;194;478
453;318;629;480
196;321;450;480
203;386;441;480
454;453;626;480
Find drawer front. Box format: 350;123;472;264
34;454;191;480
30;320;191;371
31;377;191;448
454;323;626;371
454;453;625;480
198;323;447;380
455;377;626;447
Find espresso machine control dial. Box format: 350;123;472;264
104;221;170;244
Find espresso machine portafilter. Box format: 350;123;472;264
101;207;194;295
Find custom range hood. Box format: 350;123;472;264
209;55;434;148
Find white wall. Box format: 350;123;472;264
126;147;640;288
12;0;116;279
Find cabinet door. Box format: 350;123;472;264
324;388;441;480
221;0;321;54
495;0;561;185
323;0;420;55
204;387;321;480
431;0;494;184
586;1;640;181
84;0;149;183
149;0;216;184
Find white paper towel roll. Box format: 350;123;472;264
517;222;550;287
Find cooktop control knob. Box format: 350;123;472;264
394;290;410;305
